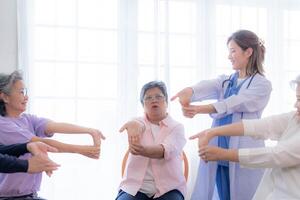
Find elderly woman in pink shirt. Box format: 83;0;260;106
117;81;187;200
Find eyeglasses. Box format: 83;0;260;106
143;94;165;102
20;88;28;96
12;88;27;97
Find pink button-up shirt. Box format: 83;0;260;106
119;115;187;198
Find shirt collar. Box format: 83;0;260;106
144;113;172;127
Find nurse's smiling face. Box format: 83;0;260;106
227;40;251;71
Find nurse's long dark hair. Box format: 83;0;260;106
228;30;265;76
0;71;23;116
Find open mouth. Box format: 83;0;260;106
151;105;159;109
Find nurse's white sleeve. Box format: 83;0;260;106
212;76;272;115
191;75;225;102
243;112;294;140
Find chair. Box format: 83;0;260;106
121;150;189;181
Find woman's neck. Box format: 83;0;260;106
238;69;247;78
6;108;21;118
147;113;167;125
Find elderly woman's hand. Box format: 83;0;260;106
27;141;58;156
88;128;105;147
27;142;59;176
199;146;224;161
129;142;165;158
189;129;212;149
28;154;60;177
129;142;147;156
199;146;239;162
77;145;101;159
119;120;145;145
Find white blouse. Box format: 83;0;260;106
239;111;300;200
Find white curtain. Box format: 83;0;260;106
17;0;300;199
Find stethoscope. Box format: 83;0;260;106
221;72;256;90
221;72;257;119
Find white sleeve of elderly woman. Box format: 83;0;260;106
242;112;293;140
239;111;300;168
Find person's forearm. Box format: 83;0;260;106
198;104;217;114
209;122;244;139
223;149;239;162
143;145;164;159
45;122;91;135
0;154;28;173
31;137;81;153
0;143;29;157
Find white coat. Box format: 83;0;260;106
190;73;272;200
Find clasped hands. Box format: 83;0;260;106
170;87;202;118
118;120;225;161
27;142;60;177
85;128;106;159
190;129;225;162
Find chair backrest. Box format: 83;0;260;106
121;150;189;181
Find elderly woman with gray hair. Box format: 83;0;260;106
189;74;300;200
117;81;187;200
0;70;105;200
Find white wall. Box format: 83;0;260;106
0;0;17;73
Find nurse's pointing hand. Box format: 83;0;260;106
170;87;193;106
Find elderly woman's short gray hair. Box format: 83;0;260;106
0;70;23;116
290;75;300;90
0;71;23;94
140;81;168;105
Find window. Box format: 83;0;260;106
17;0;300;199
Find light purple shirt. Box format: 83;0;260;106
0;113;49;197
